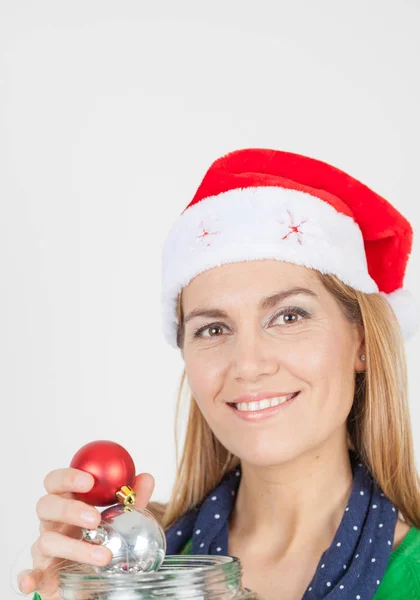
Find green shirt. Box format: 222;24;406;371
32;526;420;599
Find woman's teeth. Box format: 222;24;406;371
234;393;297;412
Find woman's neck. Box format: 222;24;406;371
228;432;353;558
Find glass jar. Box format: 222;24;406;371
59;555;262;599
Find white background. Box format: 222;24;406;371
1;2;419;597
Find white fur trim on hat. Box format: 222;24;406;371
381;288;420;341
161;186;379;348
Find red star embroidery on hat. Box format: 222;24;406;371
197;220;220;247
278;210;307;245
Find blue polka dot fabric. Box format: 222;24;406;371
165;450;398;599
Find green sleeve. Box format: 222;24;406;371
373;527;420;599
180;537;193;555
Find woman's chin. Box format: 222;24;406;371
230;440;306;468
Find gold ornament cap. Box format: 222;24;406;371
116;485;136;507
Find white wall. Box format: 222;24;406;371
1;1;419;597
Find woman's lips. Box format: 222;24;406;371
227;392;300;421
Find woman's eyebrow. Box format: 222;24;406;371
184;287;317;324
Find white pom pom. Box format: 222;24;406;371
380;288;420;341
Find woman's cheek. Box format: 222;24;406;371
282;334;330;375
185;352;225;401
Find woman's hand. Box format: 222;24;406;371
17;468;155;600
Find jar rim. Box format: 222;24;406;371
60;554;241;584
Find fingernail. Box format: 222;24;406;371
91;547;108;562
81;510;98;525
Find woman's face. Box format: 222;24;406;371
180;260;365;466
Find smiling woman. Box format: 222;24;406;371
24;149;420;600
155;149;420;600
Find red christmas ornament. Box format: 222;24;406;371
70;440;136;506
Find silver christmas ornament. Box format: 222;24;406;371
82;489;166;574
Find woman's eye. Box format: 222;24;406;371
272;308;307;326
194;324;226;338
278;312;300;324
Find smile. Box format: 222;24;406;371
227;392;300;421
233;393;297;411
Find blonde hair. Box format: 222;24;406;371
150;272;420;530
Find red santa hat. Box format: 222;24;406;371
161;148;418;347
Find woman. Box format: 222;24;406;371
19;149;420;600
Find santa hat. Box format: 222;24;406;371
161;148;418;347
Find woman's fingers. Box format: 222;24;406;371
18;467;105;599
36;493;101;530
20;467;158;598
43;468;94;495
35;530;112;567
133;473;155;510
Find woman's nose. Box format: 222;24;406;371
229;332;279;382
